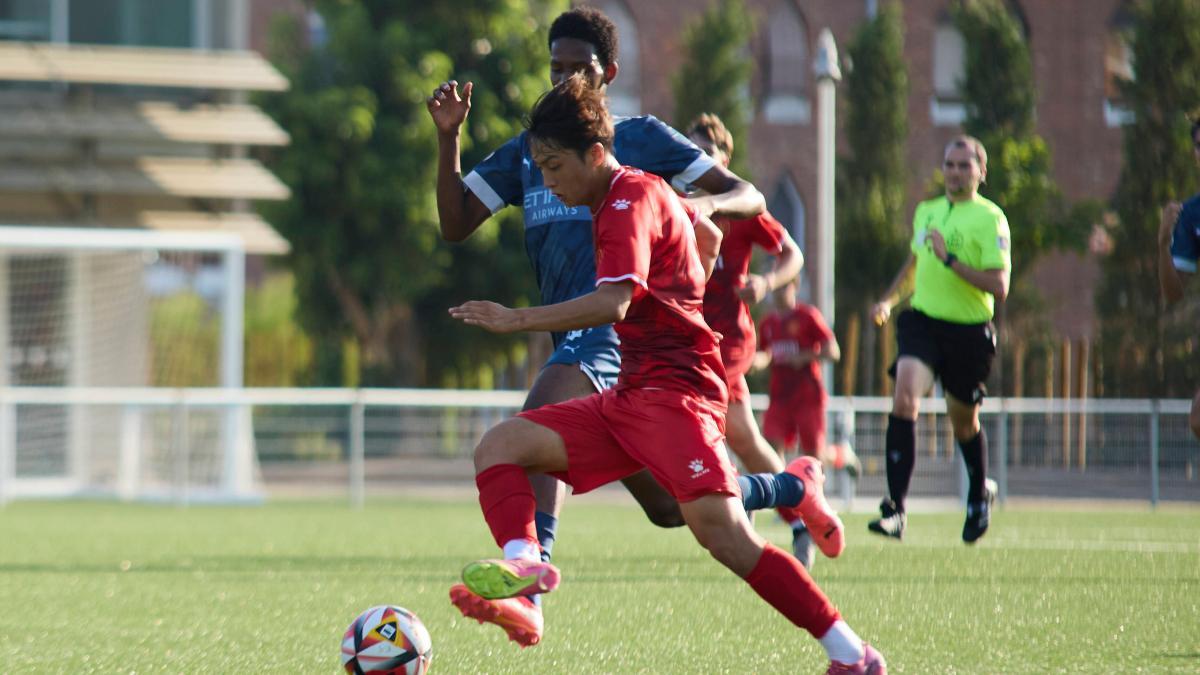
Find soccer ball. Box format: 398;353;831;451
341;605;433;675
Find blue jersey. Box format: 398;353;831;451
1170;193;1200;273
463;115;714;324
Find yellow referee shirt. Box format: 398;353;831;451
910;194;1011;324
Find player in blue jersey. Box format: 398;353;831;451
427;8;832;647
1158;116;1200;440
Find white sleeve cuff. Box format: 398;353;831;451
596;274;648;289
670;155;716;192
463;171;507;214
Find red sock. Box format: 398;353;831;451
746;542;840;637
475;464;538;549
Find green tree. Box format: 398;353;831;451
244;273;315;387
260;1;564;387
671;0;755;178
834;1;910;394
1097;0;1200;396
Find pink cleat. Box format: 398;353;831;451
461;558;561;599
449;583;543;647
786;456;846;558
826;643;887;674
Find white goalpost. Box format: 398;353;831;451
0;226;258;503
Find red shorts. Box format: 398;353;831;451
517;387;739;502
763;395;827;453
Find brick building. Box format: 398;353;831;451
581;0;1132;325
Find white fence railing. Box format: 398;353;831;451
0;387;1195;507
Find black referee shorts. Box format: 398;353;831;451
887;309;996;405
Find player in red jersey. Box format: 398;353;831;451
448;77;883;673
758;278;842;462
685;113;840;568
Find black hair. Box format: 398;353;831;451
526;75;614;156
548;7;618;69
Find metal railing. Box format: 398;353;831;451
0;387;1195;507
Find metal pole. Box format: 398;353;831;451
1149;401;1160;508
350;397;366;509
814;29;841;392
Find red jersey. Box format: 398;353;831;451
593;167;728;404
703;212;788;372
758;303;834;401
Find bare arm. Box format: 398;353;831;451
1159;202;1188;306
427;80;493;242
685;165;766;220
872;254;917;325
738;230;804;305
449;282;635;334
693;213;723;281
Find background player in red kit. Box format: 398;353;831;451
685;113;837;568
758;278;841;463
448;77;883;673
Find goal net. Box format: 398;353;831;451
0;226;258;503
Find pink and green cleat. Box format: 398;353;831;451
449;583;544;647
786;455;846;558
461;558;561;600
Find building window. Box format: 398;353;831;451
0;0;52;40
1105;6;1135;127
597;0;640;116
70;0;194;48
930;19;966;126
769;175;806;283
763;1;810;124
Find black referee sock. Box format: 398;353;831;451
885;415;916;510
958;430;988;504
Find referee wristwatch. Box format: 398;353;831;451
942;252;957;268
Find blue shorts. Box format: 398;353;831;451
545;325;622;392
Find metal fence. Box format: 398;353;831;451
0;387;1195;506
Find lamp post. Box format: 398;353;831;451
814;28;841;390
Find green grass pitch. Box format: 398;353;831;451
0;498;1197;673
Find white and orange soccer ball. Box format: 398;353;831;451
341;605;432;675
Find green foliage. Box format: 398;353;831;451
954;0;1034;139
1097;0;1200;396
835;2;910;393
244;273;315;387
149;292;218;387
836;1;910;309
671;0;755;178
259;1;564;386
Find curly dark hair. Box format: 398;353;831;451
548;6;618;69
526;75;614;156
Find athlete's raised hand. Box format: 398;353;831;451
427;80;473;135
449;300;522;333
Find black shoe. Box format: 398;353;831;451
867;497;906;540
962;478;997;544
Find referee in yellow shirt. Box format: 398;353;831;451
868;135;1011;544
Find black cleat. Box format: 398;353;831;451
867;498;906;540
962;478;997;544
